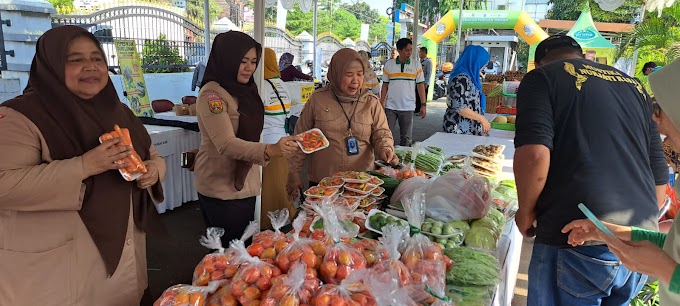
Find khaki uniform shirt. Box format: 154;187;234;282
194;81;268;200
289;87;394;183
0;106;165;305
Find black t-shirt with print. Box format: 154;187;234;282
515;58;668;246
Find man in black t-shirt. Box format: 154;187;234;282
514;35;668;305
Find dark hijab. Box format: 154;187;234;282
201;31;264;191
3;26;160;275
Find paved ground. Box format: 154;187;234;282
143;98;532;305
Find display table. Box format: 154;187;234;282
145;125;200;213
422;132;521;306
154;111;198;123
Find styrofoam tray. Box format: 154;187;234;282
370;186;386;197
364;209;408;235
471;152;505;163
343;184;378;195
303;186;340;199
318;177;346;188
297;128;330;154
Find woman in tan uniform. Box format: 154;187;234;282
194;31;301;244
0;26;165;305
287;48;398;195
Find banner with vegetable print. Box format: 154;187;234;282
114;39;154;117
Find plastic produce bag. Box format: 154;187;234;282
155;281;222;306
229;240;283;305
249;209;291;260
446;285;494;306
391;176;430;205
261;263;321;306
370;224;412;287
314;203;367;284
192;222;260;286
311;270;377;306
366;275;419;306
350;238;389;267
401;191;451;305
205;284;238;306
444;247;500;287
276;212;326;273
423;167;492;222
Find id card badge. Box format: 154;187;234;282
346;135;359;156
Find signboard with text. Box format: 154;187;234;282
114;40;154;117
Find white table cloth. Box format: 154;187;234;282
154;111;198;123
145;125;200;213
422;132;521;306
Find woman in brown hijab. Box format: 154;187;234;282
0;26;165;305
287;48;398;196
193;31;301;244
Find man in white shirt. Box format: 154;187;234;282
380;38;426;146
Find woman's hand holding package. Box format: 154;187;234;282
380;148;399;165
136;161;159;189
81;137;131;179
266;135;303;158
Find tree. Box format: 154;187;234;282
186;0;222;25
286;6;362;39
546;0;642;23
369;16;390;43
341;1;381;25
142;34;189;73
618;3;680;82
49;0;74;11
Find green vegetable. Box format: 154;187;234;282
464;226;498;251
369;212;406;231
446;285;494;306
312;218;324;229
415;152;443;172
367;171;401;196
471;217;502;238
427;146;445;155
448;220;471;236
485;208;506;230
444;247;500;286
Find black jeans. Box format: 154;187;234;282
198;193;256;246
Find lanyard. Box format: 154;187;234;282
333;93;359;135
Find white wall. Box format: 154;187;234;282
111;72;198;106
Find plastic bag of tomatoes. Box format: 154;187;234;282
249;209;291;260
276;212;326;273
400;192;452;305
311;270;376;306
350;237;389;268
193;222;260;286
229;240;283;305
261;262;321;306
154;281;222;306
313;203;366;284
370;224;412;287
205;284;238;306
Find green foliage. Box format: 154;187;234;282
546;0;642;23
630;280;659;306
516;40;530;72
186;0;222;24
49;0;74;10
286;6;361;40
368;16;390;43
142;34;189;73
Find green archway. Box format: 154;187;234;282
421;10;549;99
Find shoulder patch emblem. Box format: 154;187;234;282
208;99;224;114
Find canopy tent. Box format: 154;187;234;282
213;17;240;32
566;3;617;65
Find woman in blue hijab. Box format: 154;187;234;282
443;45;491;135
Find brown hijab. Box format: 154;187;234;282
3;26;160;275
201;31;264;191
327;48;371;103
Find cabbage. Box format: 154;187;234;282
464;227;498;251
448;220;471;235
470;217;501;237
485;209;506;230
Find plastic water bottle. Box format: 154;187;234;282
670;167;675;187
